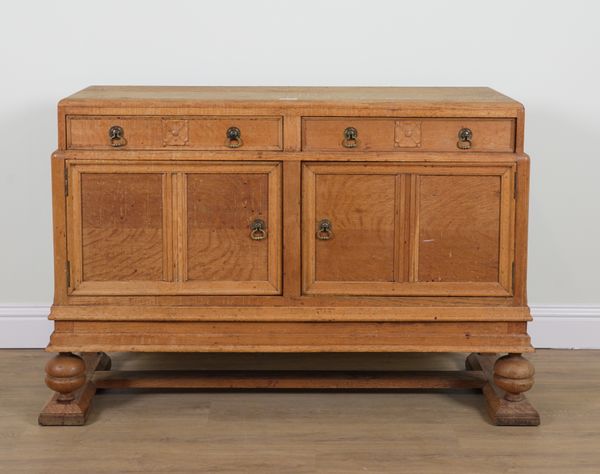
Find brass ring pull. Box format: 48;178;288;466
457;128;472;150
109;125;127;147
250;219;267;240
316;219;333;240
226;127;243;148
342;127;359;148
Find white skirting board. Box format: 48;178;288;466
0;305;598;349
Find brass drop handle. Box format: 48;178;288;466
316;219;333;240
342;127;359;148
226;127;243;148
457;128;472;150
250;219;267;240
108;125;127;147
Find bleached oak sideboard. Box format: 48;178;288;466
40;86;539;426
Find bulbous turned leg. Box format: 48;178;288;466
39;352;97;426
486;353;539;425
45;352;87;403
465;352;540;425
493;353;535;402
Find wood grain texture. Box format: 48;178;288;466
186;173;269;282
94;370;486;390
79;173;164;282
314;173;397;282
57;88;525;146
466;353;540;426
38;352;110;426
513;155;530;305
51;154;68;304
282;161;302;296
66;161;282;296
47;321;532;353
416;175;501;283
59;85;521;107
67;116;282;151
49;305;532;321
302;118;515;152
303;163;514;297
55;149;523;163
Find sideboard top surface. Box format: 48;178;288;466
59;86;522;112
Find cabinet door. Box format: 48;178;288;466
303;163;514;296
66;161;281;296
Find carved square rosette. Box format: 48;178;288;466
162;119;189;146
394;121;421;148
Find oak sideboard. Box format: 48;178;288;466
40;86;539;426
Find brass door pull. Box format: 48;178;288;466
250;219;267;240
457;128;472;150
226;127;243;148
109;125;127;147
316;219;333;240
342;127;359;148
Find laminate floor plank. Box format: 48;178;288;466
0;349;599;473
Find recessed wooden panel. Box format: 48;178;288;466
314;174;396;282
80;173;164;281
186;173;269;282
416;175;501;282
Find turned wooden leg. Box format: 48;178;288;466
466;352;540;426
44;352;86;402
38;352;109;426
493;353;535;402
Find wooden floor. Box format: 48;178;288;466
1;350;599;473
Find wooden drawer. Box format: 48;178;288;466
302;118;515;152
66;116;283;151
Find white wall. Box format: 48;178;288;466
0;1;599;346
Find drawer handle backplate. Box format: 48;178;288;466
226;127;244;148
316;219;333;240
250;219;267;240
342;127;359;148
108;125;127;147
457;128;473;150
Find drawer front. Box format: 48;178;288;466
66;160;282;296
66;116;283;151
302;118;515;152
302;162;514;296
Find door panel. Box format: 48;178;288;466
314;174;397;282
67;163;171;295
416;175;501;283
182;163;281;294
303;163;514;296
303;164;407;295
80;173;164;282
186;173;269;282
